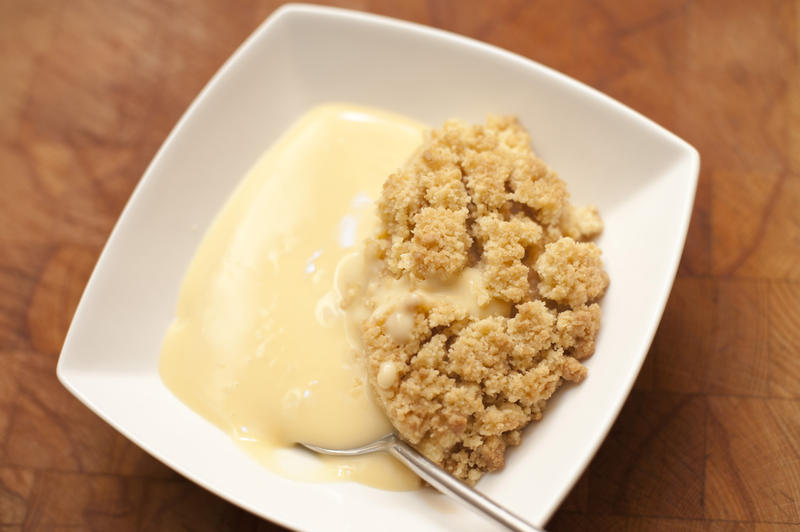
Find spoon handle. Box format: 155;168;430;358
387;437;545;532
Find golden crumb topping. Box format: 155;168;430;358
353;116;608;484
534;237;609;308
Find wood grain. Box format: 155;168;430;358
1;0;798;530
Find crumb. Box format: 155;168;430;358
356;116;607;483
534;237;609;308
560;204;603;241
556;303;602;360
410;207;472;279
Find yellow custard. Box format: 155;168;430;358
159;104;425;490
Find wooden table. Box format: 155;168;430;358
1;1;798;530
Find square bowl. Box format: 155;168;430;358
58;4;699;530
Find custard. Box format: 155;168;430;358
159;104;424;490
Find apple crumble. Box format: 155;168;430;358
343;116;608;484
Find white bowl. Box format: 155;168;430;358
57;4;699;530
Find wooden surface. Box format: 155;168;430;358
1;0;798;530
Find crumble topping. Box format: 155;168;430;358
346;116;608;484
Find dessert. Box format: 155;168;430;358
342;116;608;484
159;104;607;490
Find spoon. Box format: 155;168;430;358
300;433;544;532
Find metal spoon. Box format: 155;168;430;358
300;433;544;532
